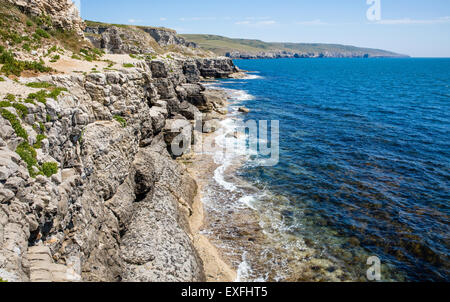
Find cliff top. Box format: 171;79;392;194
85;20;177;34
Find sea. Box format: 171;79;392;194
200;58;449;282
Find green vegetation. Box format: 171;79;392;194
77;48;104;62
180;34;404;57
0;95;27;118
25;86;67;104
35;28;50;39
123;63;134;68
12;103;28;118
33;134;46;149
47;45;58;54
0;277;6;282
0;48;51;76
26;90;48;104
5;93;15;102
113;115;127;128
26;82;53;89
1;109;28;139
15;138;58;178
16;141;37;175
71;54;81;60
0;76;5;81
50;54;60;62
0;101;11;107
22;43;31;52
39;122;45;133
33;14;52;28
41;162;58;177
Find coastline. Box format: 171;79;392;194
181;73;354;282
184;145;237;282
181;89;239;282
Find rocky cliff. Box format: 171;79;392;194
0;56;238;282
0;0;242;282
84;22;208;57
6;0;85;37
225;50;406;59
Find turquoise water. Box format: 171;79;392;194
216;58;449;281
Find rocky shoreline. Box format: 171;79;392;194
0;0;248;283
0;53;244;281
226;50;408;59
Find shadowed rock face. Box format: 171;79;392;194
0;56;235;282
7;0;85;37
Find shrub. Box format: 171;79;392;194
47;45;57;54
22;43;31;52
113;115;127;128
26;87;66;105
1;109;28;139
39;122;45;133
15;141;37;176
35;28;50;39
50;54;60;63
34;15;52;28
5;94;15;102
34;134;46;149
0;77;5;82
48;87;67;99
0;101;11;107
0;51;51;76
26;82;54;89
41;162;58;177
12;103;28;118
26;90;48;104
26;20;33;27
91;48;104;57
0;50;15;65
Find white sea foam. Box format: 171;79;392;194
227;89;255;102
213;164;237;192
235;252;252;282
242;74;263;80
238;195;257;210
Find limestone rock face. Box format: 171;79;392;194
196;58;239;78
0;56;232;282
85;26;156;54
120;148;202;282
142;28;197;48
7;0;85;37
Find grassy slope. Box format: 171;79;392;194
180;34;407;57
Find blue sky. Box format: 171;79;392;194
78;0;450;57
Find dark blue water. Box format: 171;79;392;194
221;58;449;281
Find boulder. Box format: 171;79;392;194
164;118;192;157
239;107;250;113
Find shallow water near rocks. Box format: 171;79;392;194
200;58;449;282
